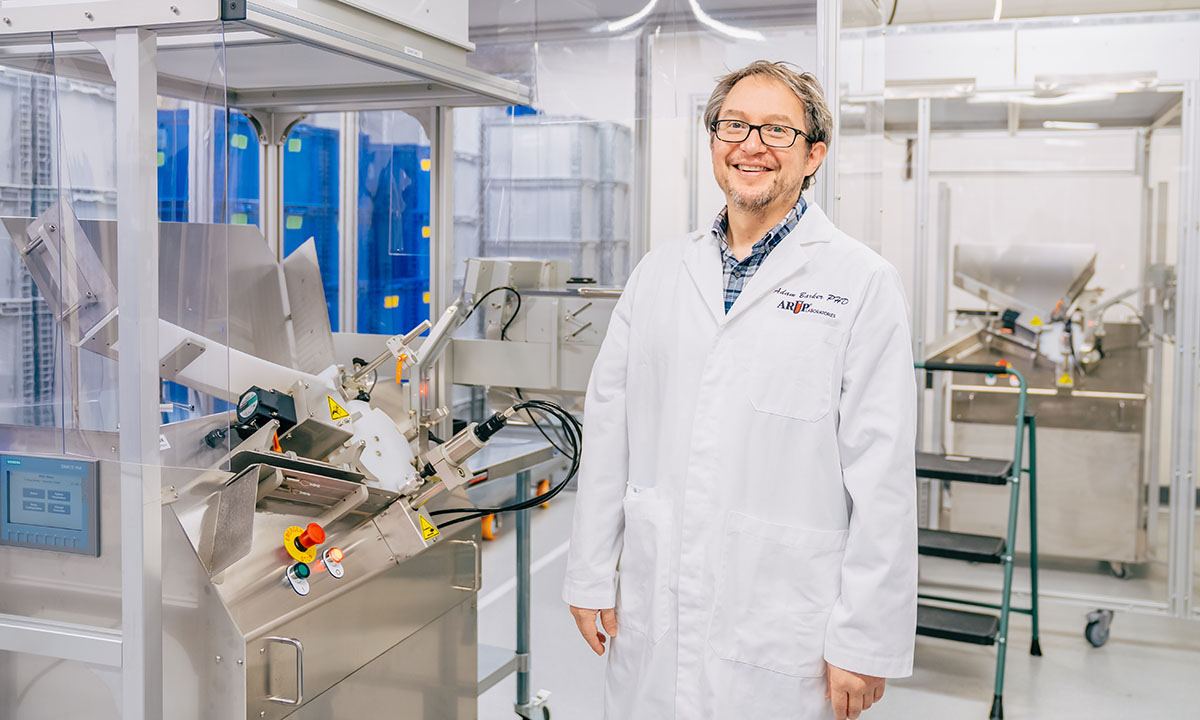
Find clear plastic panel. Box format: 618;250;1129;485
0;30;235;468
458;0;827;291
282;114;341;331
357;110;432;336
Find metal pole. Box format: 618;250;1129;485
262;131;283;258
1026;414;1042;657
913;98;932;450
430;106;456;441
515;469;532;709
339;111;360;332
1167;81;1200;618
632;29;652;262
187;100;214;223
815;0;841;221
113;26;163;720
932;182;951;454
1145;180;1169;558
991;371;1028;720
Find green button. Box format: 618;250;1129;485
288;137;301;152
286;215;303;230
293;562;310;579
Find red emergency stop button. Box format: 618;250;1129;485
294;523;325;552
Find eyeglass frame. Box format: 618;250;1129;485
709;119;816;149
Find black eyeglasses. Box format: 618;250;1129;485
710;119;814;149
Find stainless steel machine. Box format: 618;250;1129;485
0;205;576;719
928;243;1173;570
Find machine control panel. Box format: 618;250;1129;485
281;523;348;595
0;454;100;557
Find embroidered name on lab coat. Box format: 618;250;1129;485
772;287;848;318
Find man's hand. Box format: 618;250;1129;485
569;605;618;656
826;662;885;720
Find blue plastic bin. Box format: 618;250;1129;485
214;110;261;222
357;277;428;336
157;109;189;221
283;203;340;330
284;124;340;207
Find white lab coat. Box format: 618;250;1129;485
562;202;918;719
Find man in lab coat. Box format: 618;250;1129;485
562;60;917;720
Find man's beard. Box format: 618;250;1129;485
729;186;774;212
724;172;802;214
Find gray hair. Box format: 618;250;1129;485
703;60;831;192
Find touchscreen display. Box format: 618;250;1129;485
7;469;84;531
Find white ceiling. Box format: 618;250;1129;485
888;0;1200;24
466;0;1200;31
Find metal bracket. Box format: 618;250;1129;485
160;338;206;381
514;689;551;719
220;0;247;21
244;111;308;147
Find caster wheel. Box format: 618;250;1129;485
481;514;500;541
538;479;551;509
1085;609;1113;648
1106;561;1129;580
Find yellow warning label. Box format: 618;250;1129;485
1057;373;1073;387
1030;316;1043;327
327;396;350;421
419;515;440;541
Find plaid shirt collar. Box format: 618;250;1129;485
712;195;807;313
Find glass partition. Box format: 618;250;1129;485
282;114;341;330
0;27;235;720
358;110;433;336
887;11;1198;624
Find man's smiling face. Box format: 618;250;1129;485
710;74;824;214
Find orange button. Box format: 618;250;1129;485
297;523;326;550
329;547;344;563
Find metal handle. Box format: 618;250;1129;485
450;539;481;592
264;636;304;706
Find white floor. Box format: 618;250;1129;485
476;492;1198;719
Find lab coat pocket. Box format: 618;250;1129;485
750;326;842;422
616;492;672;644
709;512;848;677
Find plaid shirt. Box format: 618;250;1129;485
713;195;807;313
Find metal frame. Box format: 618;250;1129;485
111;28;165;720
337;110;360;332
1168;80;1199;618
632;28;652;263
906;87;1198;622
912;97;931;449
0;4;532;717
815;0;841;220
